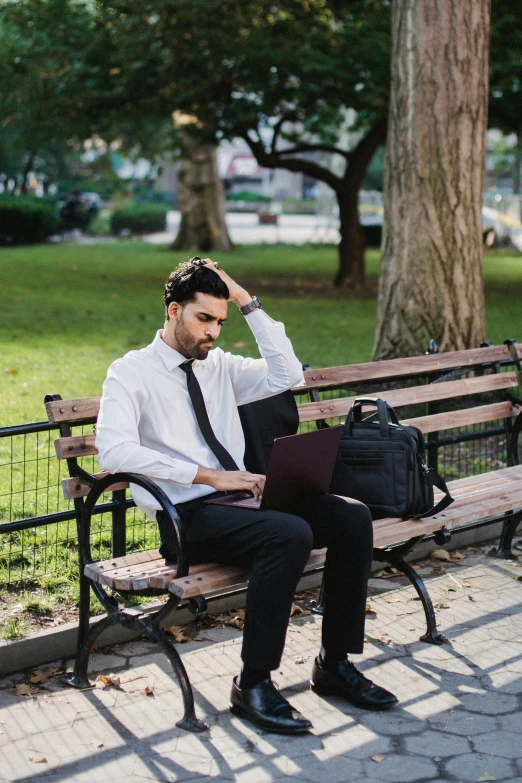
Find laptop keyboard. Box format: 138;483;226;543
232;496;262;508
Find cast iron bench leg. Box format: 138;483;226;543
143;624;208;733
68;613;120;689
488;510;522;560
390;555;449;645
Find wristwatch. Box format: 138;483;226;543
240;296;263;315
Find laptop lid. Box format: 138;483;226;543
207;425;342;511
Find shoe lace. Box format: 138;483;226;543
263;680;290;713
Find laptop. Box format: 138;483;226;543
205;425;342;511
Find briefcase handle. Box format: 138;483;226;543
345;397;399;438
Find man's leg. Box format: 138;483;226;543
185;503;315;733
294;493;397;710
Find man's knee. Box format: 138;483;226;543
271;513;314;556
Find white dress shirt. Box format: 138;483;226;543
95;309;304;518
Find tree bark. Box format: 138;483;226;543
513;135;521;194
334;187;366;288
171;138;234;253
20;150;37;195
373;0;490;360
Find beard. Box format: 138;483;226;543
174;319;214;360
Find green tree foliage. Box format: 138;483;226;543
84;0;391;286
489;0;522;191
0;0;98;190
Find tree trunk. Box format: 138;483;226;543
20;150;37;195
171;139;234;253
513;135;521;194
373;0;490;360
334;187;366;288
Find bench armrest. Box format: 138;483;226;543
80;472;189;579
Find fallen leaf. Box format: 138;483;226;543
372;754;387;763
409;596;421;601
91;740;104;748
434;603;450;610
468;595;475;602
95;674;122;690
144;686;155;697
431;549;451;561
28;667;59;684
385;598;400;603
365;603;374;613
365;636;381;643
295;657;308;665
12;683;38;696
291;603;304;616
379;635;390;645
408;627;416;631
164;625;192;642
225;616;245;630
477;773;496;782
450;551;466;561
194;636;203;642
29;756;47;763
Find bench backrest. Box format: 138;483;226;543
46;345;522;503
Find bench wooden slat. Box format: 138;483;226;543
514;344;522;363
295;346;512;391
55;433;97;459
62;471;128;499
297;372;518;423
401;401;520;434
46;396;100;424
85;548;327;594
167;548;327;598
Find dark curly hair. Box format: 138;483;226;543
163;257;229;319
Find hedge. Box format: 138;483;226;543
0;197;58;245
110;203;168;235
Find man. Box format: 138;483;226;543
96;257;397;735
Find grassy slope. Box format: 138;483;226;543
0;242;521;426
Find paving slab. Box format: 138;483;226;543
1;549;522;782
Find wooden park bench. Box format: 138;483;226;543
44;343;522;732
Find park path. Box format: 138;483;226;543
1;547;522;783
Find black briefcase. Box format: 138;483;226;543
329;397;453;520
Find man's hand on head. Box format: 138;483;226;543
200;259;252;310
194;467;266;501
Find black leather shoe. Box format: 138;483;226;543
230;677;313;734
311;657;398;710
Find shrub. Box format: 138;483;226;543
228;190;270;202
110;203;168;235
0;197;58;245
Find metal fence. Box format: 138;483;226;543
0;419;158;587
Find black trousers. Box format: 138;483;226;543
175;493;373;672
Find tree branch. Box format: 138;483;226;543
242;133;342;192
341;117;387;187
278;143;352;159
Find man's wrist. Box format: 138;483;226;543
232;289;252;308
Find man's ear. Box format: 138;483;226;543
168;301;181;321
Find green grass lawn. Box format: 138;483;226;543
1;241;521;426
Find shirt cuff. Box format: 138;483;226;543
172;461;200;487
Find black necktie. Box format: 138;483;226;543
179;359;239;471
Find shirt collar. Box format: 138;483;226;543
152;330;206;372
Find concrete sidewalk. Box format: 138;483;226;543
1;548;522;783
